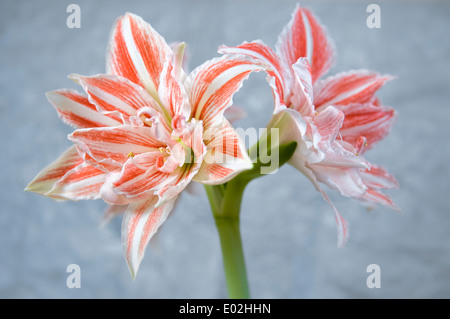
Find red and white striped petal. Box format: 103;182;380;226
47;90;121;128
70;74;163;123
47;162;107;200
109;151;176;200
317;142;369;170
337;103;397;152
69;125;164;170
314;70;392;109
25;146;83;198
170;41;188;82
276;5;335;83
310;164;367;198
361;188;401;212
290;57;314;116
185;55;263;130
158;56;190;120
219;40;287;103
313;107;369;169
194;119;252;185
320;189;349;247
106;13;171;98
314;106;344;145
361;164;399;190
121;196;176;278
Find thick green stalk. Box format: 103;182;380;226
215;216;249;299
206;179;250;299
205;140;297;299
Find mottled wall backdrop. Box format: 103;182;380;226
1;0;449;298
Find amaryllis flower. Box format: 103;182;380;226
26;13;262;277
220;5;399;246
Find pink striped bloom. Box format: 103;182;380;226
220;5;399;246
26;13;261;277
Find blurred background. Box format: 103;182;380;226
1;0;449;298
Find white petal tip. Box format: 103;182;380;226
24;182;44;194
337;234;349;248
45;91;57;98
389;203;402;213
127;262;140;280
68;73;82;84
24;186;33;193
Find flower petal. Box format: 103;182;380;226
69;125;164;170
309;164;367;198
121;196;176;278
321;190;349;247
219;40;287;103
47;90;121;128
314;70;392;109
320;189;349;247
170;42;188;82
194;119;252;185
46;162;107;200
158;55;191;120
25;146;83;198
276;5;335;83
290;57;314;116
106;13;171;99
337;102;397;152
109;152;176;200
312;107;369;169
361;189;401;212
317;142;369;169
70;74;162;123
361;164;399;190
314;106;344;145
185;55;263;130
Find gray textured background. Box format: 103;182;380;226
1;0;449;298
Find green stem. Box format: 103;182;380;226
215;216;249;299
204;140;297;299
206;179;250;299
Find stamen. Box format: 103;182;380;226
355;136;368;154
137;107;157;127
140;114;153;127
156;155;165;168
127;151;135;158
